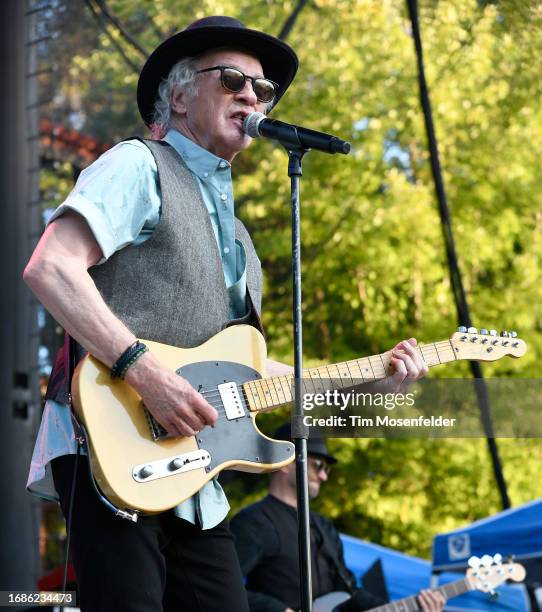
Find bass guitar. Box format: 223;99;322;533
313;555;525;612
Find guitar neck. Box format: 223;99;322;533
369;577;470;611
243;340;457;413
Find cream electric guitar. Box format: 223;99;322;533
72;325;526;518
313;555;526;612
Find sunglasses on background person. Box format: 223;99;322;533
197;65;278;103
308;456;332;476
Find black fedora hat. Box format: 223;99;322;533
137;15;299;127
274;423;338;465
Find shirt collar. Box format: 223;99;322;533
164;129;231;180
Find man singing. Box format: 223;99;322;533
24;15;428;612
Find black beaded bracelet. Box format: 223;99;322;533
110;341;149;379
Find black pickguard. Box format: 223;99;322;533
177;361;294;471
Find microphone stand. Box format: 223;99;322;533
285;144;312;612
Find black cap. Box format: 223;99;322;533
137;15;299;127
273;422;337;465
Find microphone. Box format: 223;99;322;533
243;112;351;155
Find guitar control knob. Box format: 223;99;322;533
457;326;468;333
480;329;489;335
467;327;478;334
169;458;185;471
139;465;154;479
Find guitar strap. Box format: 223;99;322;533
311;516;355;596
67;334;86;440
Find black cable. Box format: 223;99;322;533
61;441;82;609
405;0;510;509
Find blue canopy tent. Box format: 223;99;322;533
432;498;542;573
341;534;529;610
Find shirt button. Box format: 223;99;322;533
203;172;209;178
223;247;230;254
220;193;227;201
219;161;227;169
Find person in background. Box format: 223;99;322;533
231;423;445;612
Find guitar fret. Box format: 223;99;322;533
369;354;387;379
279;375;293;404
250;380;270;410
346;359;365;381
308;368;326;394
268;376;286;404
434;340;456;364
263;378;276;407
357;357;375;380
245;381;262;411
325;363;341;379
335;361;355;387
419;344;440;367
344;361;356;386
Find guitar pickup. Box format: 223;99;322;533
218;382;245;420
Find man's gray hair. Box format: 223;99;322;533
151;57;199;131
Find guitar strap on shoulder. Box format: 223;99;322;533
311;516;356;595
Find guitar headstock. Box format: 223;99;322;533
467;554;526;593
450;327;527;362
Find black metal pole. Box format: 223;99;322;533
287;146;313;612
406;0;510;509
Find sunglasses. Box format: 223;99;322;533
309;457;332;476
197;65;278;104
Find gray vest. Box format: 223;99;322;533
89;139;263;348
46;139;263;403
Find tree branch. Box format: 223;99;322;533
277;0;310;40
94;0;149;58
84;0;141;74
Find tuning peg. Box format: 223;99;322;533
500;331;509;337
493;553;503;564
489;330;497;336
489;590;499;601
481;554;494;568
468;556;481;569
480;329;489;335
468;326;478;334
457;326;467;333
510;331;517;338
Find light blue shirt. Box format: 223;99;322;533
27;129;249;529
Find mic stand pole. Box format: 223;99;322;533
285;145;312;612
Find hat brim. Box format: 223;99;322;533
137;25;298;127
308;450;338;465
